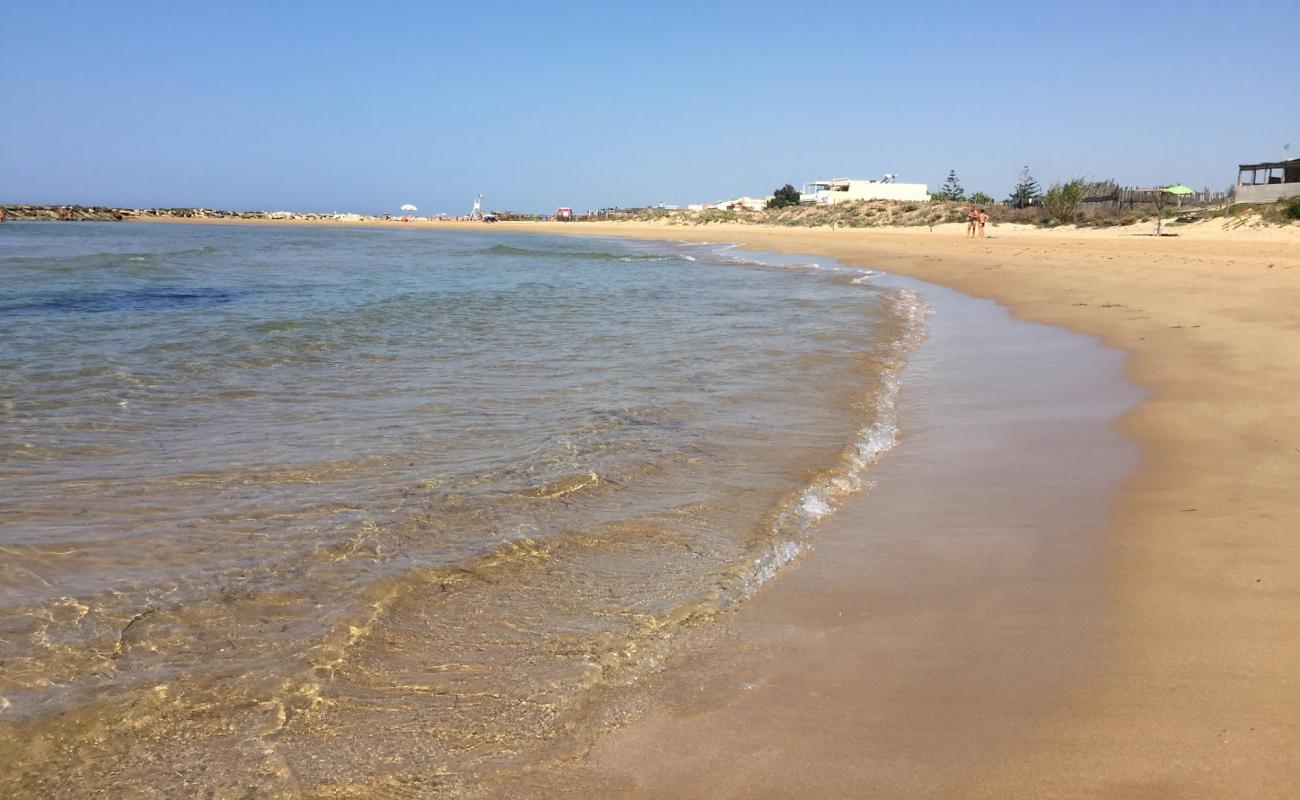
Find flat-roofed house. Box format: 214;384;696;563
1235;158;1300;204
800;177;930;205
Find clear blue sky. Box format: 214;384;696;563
2;1;1296;214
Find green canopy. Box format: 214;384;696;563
1164;184;1195;195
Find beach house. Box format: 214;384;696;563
1235;157;1300;204
799;177;930;205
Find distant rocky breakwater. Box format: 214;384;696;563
0;205;338;222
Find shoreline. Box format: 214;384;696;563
11;217;1300;792
471;264;1145;798
529;221;1300;795
153;215;1289;792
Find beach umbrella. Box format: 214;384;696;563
1152;185;1196;235
1164;184;1194;210
400;203;417;212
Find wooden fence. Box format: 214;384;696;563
1080;186;1229;212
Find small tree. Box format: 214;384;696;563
1154;188;1171;236
1008;165;1042;208
767;184;801;209
938;170;965;201
1043;179;1087;224
969;191;993;205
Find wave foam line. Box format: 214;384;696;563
744;286;930;592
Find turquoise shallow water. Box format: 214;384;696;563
0;222;923;795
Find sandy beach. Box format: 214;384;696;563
98;215;1300;794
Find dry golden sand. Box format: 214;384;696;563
148;215;1300;794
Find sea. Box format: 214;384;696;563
0;221;925;796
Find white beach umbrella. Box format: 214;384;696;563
400;204;418;212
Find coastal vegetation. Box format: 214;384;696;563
7;195;1297;231
589;168;1287;232
1042;179;1088;225
936;170;965;201
605;194;1300;231
766;184;802;209
1202;196;1300;227
1008;166;1043;208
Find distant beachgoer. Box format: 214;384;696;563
978;209;989;238
0;208;6;223
966;208;979;238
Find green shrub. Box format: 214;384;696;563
767;184;801;209
1284;196;1300;220
1043;179;1086;223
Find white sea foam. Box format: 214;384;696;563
704;243;880;283
800;493;833;519
741;284;930;595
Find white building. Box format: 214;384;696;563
800;177;930;205
713;196;770;212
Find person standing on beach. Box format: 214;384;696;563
978;209;990;238
967;208;979;238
